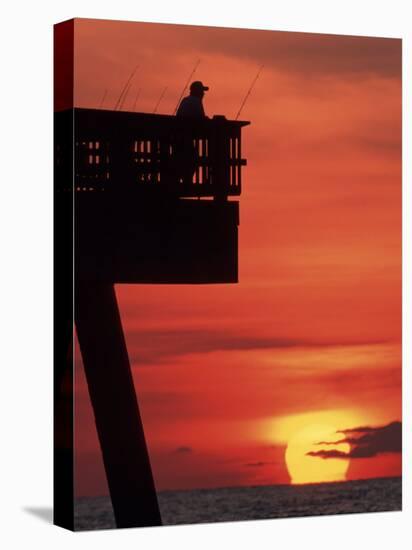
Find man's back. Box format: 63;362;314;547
176;95;205;118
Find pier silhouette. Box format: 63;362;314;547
54;106;250;529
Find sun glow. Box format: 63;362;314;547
261;410;363;484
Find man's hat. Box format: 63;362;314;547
190;81;209;93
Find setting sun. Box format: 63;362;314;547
260;410;365;484
285;423;350;484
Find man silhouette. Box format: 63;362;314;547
172;81;209;186
176;81;209;117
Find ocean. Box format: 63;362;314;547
74;476;401;531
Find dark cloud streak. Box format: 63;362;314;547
78;20;401;88
308;421;401;460
141;23;402;79
173;446;193;455
244;461;278;468
129;328;388;365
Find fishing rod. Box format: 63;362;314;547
153;87;167;114
118;80;133;111
114;64;139;110
173;59;201;115
235;64;264;120
99;88;108;109
133;88;141;111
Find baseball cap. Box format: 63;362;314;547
190;81;209;92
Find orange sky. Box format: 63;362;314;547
71;18;402;496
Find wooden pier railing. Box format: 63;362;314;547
55;108;249;199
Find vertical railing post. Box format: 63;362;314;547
212;116;230;201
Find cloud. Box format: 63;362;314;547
244;461;278;468
306;449;349;459
129;329;387;365
173;446;193;454
85;20;401;79
189;29;402;79
130;330;303;364
307;421;402;460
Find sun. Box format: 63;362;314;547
285;423;350;484
259;410;360;485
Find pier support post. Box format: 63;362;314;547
75;283;162;528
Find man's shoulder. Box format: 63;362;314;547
182;96;201;106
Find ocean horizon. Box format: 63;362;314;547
74;476;402;531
